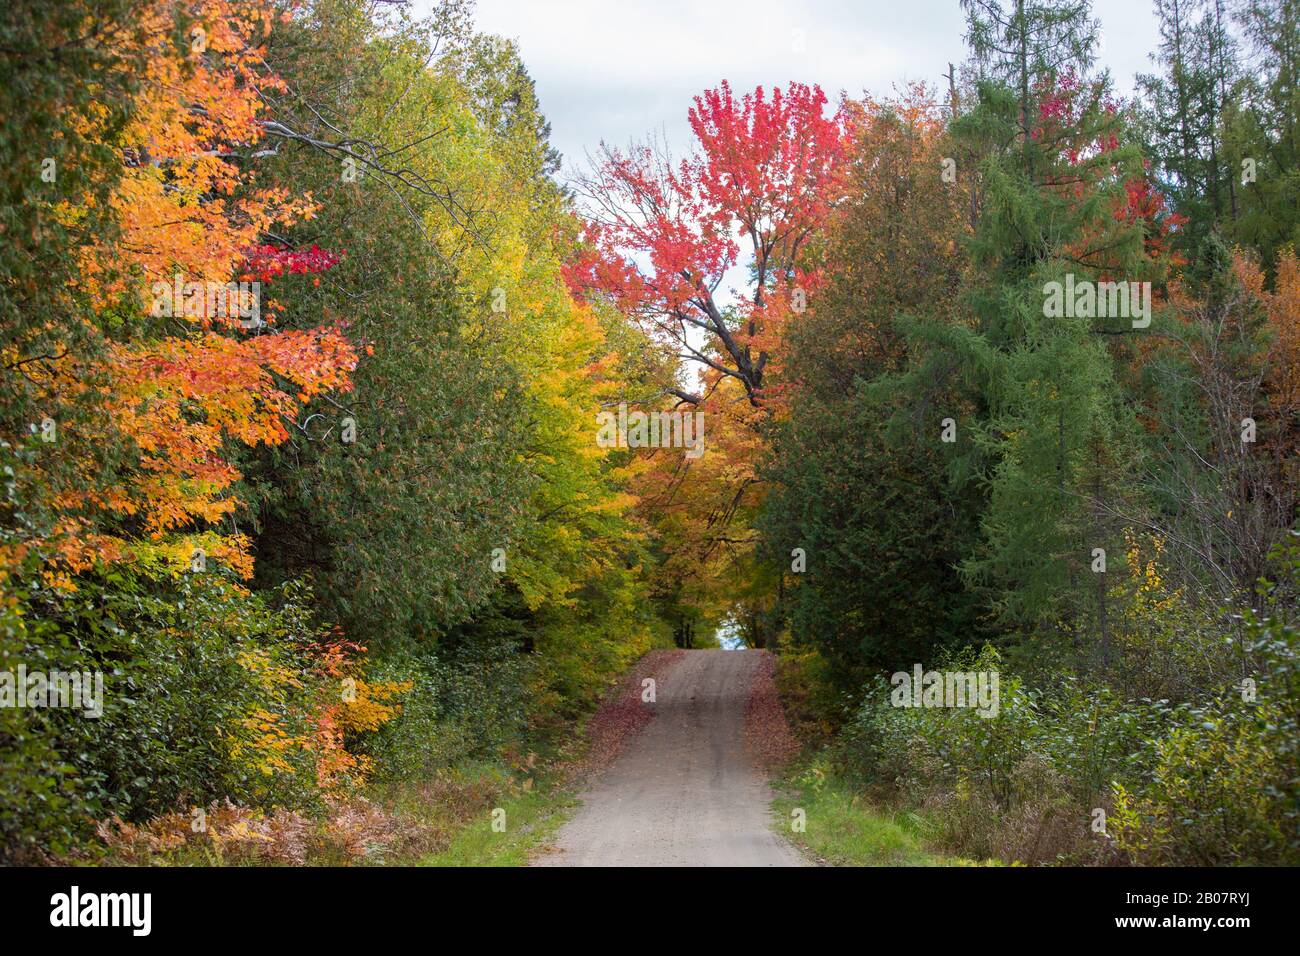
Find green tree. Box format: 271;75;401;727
759;91;985;688
1138;0;1241;252
891;17;1158;667
1224;0;1300;267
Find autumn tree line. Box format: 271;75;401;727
1;0;1297;865
564;0;1300;863
773;0;1299;864
1;0;679;862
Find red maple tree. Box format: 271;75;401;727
571;81;854;407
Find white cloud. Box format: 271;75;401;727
436;0;1159;175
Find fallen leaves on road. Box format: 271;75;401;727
745;651;802;770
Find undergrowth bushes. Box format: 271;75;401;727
2;569;318;859
0;565;411;862
363;641;536;784
835;612;1299;864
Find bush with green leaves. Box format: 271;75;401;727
363;628;536;784
1;567;332;861
841;646;1041;808
1110;698;1296;865
839;645;1179;861
840;600;1300;864
1109;547;1300;865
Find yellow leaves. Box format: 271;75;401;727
336;678;412;736
39;568;76;594
231;709;297;777
1121;529;1180;612
236;647;302;694
130;532;255;580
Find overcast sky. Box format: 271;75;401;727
439;0;1163;176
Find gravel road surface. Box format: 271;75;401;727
535;649;804;867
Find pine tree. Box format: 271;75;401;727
1225;0;1300;268
960;0;1100;141
893;4;1161;666
1138;0;1240;253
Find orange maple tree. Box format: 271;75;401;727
6;0;357;587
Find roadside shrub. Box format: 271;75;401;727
839;645;1179;863
1108;598;1300;865
1110;703;1291;864
918;753;1088;864
1032;680;1172;806
1;567;401;861
841;646;1041;809
837;600;1300;866
773;645;847;745
364;639;535;783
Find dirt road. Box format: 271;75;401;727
535;649;804;867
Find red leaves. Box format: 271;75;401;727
561;220;647;304
241;244;344;283
572;80;854;400
1117;171;1186;263
1032;71;1120;164
1032;72;1183;271
688;81;852;252
580;140;730;314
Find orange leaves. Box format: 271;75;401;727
1160;249;1300;467
82;1;306;302
8;0;357;588
1259;250;1300;446
103;327;356;545
308;639;410;792
251;326;357;404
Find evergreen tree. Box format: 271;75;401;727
1138;0;1240;252
759;91;985;687
961;0;1100;140
1225;0;1300;267
893;6;1158;667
